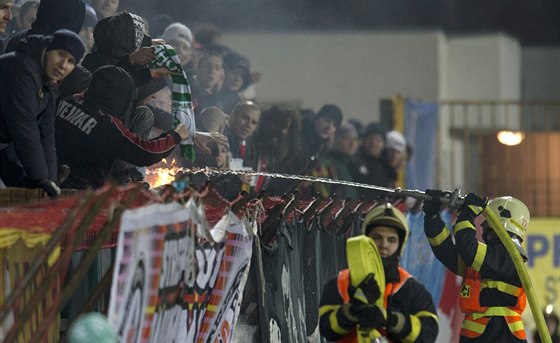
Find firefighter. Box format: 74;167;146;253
423;193;530;342
319;203;439;342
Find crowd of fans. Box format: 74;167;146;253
0;0;411;201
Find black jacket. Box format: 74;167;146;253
55;67;181;189
319;268;439;342
424;211;526;342
5;0;85;53
0;35;59;183
81;12;151;87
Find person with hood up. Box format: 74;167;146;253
4;0;85;53
81;11;174;183
55;65;189;189
81;11;162;89
0;29;86;195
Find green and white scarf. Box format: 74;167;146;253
149;44;196;161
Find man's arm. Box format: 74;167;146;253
387;278;439;343
108;116;185;166
424;213;460;274
38;106;58;182
318;278;358;341
454;193;518;279
1;63;51;182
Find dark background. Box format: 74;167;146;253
120;0;560;46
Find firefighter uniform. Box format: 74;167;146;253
319;203;439;343
423;194;529;343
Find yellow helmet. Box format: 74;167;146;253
487;196;530;241
361;203;409;255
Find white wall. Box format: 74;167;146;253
445;33;521;100
522;47;560;100
223;30;444;124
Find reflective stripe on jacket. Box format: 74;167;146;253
336;268;413;342
459;267;527;340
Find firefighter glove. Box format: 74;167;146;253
355;304;387;329
387;310;407;334
459;192;487;217
348;273;381;305
422;192;443;217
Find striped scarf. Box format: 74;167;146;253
149;44;196;161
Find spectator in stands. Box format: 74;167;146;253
0;0;13;53
162;22;193;68
0;30;86;195
354;122;392;199
4;0;85;53
221;50;252;113
192;49;226;115
189;133;253;200
328;122;361;199
225;101;261;168
197;106;227;134
79;4;97;52
55;66;188;189
11;0;38;34
136;76;172;135
81;11;179;182
385;130;408;187
251;105;302;195
300;104;342;168
297;104;343;198
82;12;160;88
91;0;118;19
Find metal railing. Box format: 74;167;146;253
436;100;560;216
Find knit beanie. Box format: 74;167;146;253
47;29;86;62
162;22;193;47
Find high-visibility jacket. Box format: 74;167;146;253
424;209;528;343
336;267;412;343
459;267;527;340
318;267;438;343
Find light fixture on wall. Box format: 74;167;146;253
496;131;525;146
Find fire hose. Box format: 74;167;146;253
168;168;551;342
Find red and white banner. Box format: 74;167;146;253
107;202;253;343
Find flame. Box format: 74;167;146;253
145;158;181;188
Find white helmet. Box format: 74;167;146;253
487;196;530;261
487;196;530;241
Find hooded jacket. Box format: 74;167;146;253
81;12;152;88
55;66;181;189
0;35;59;184
5;0;85;53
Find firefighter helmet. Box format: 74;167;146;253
487;196;530;241
362;203;409;255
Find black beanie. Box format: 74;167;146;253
47;29;86;62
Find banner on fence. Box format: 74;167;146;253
107;202;253;343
